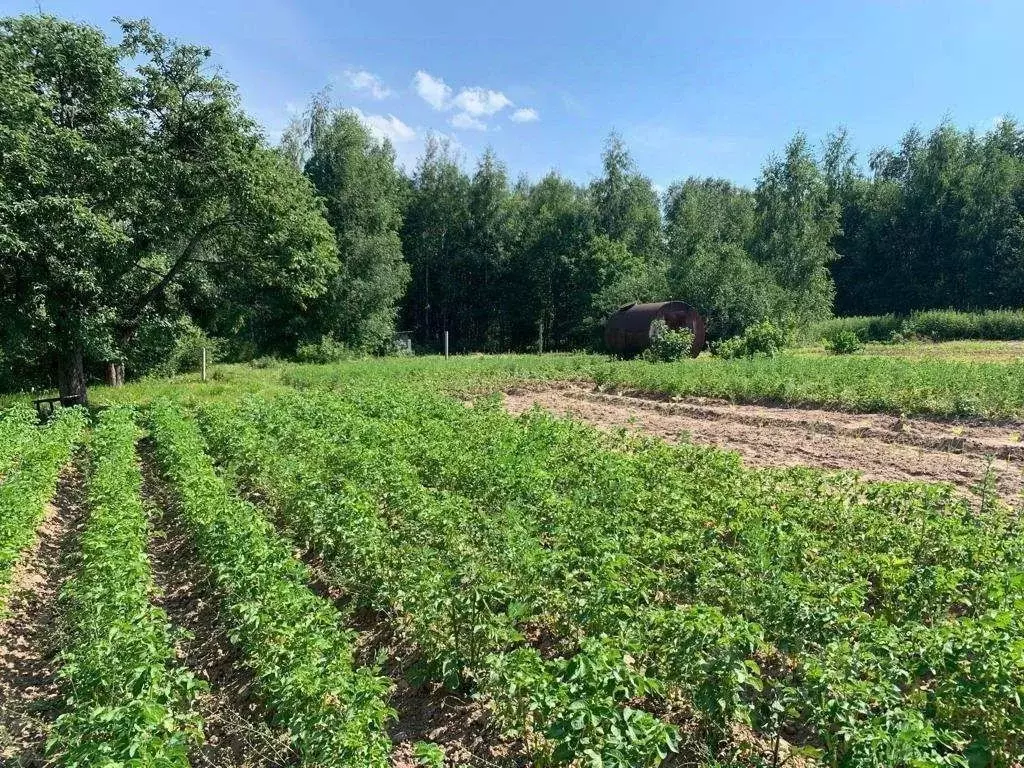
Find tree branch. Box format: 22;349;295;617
117;216;235;344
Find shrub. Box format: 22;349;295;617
250;356;281;369
128;316;222;378
807;309;1024;345
823;329;862;355
715;320;788;359
295;336;358;365
912;309;1024;341
641;320;695;363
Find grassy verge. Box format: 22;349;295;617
806;309;1024;344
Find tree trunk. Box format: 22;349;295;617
104;361;125;388
57;345;88;405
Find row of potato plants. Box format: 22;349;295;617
146;400;394;767
347;385;1024;767
49;406;204;766
200;387;1023;767
199;394;789;764
197;396;694;767
0;406;85;612
0;404;37;478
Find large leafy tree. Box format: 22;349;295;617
751;133;841;327
832;120;1024;315
401;136;471;348
503;172;595;350
0;16;336;399
664;178;779;340
285;99;410;352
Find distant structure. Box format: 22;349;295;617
392;331;413;355
604;301;706;358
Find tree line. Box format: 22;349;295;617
2;15;1022;398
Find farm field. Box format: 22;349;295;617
1;354;1023;767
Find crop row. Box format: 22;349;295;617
0;406;85;612
277;351;1024;420
0;404;37;478
199;398;683;767
199;387;1024;767
49;406;204;766
147;401;394;767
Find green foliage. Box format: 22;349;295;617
295;335;359;364
0;406;84;612
641;319;695;362
752;134;840;327
195;379;1024;766
485;639;679;767
147;401;393;767
0;404;36;478
809;310;1024;345
823;328;862;355
0;14;336;396
287;98;410;353
663;135;840;342
714;320;789;359
911;309;1024;341
411;741;445;768
49;406;203;765
128;316;222;378
833;121;1024;316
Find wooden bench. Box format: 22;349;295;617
33;395;85;419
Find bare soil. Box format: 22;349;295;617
140;449;294;768
0;465;86;767
504;382;1024;502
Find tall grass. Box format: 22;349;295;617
806;309;1024;344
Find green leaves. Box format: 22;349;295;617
147;401;393;767
49;407;203;766
0;405;84;612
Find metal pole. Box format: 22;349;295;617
201;347;207;381
444;331;449;360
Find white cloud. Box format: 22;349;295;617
413;70;452;110
343;69;392;99
413;72;520;132
452;87;512;117
349;107;416;144
510;107;539;123
450;112;487;131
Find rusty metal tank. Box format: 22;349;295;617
604;301;706;358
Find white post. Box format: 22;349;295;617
201;347;207;382
444;331;449;360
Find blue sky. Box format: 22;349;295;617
4;0;1022;188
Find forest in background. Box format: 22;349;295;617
2;15;1023;396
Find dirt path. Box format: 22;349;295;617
0;465;86;766
140;451;293;768
504;383;1024;502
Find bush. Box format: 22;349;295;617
803;315;903;345
823;329;862;355
641;320;695;363
912;309;1024;341
806;309;1024;344
127;316;222;378
295;336;358;365
250;356;281;370
715;320;788;359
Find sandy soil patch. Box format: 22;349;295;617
504;383;1024;502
